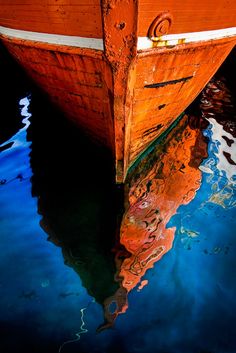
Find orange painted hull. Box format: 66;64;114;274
0;0;236;182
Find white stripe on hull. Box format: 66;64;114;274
0;25;104;50
138;27;236;50
0;25;236;51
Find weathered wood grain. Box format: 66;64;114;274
138;0;236;36
0;0;102;37
125;38;236;169
3;39;114;149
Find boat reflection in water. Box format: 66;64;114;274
30;93;210;332
101;114;209;330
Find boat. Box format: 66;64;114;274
0;1;235;182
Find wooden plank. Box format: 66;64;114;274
126;40;236;167
0;0;102;37
3;39;114;150
138;0;236;36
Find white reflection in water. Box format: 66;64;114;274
200;117;236;209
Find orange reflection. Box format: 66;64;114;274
99;114;208;330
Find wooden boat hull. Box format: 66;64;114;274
0;0;236;182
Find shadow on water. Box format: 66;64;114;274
28;90;126;326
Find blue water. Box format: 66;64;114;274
0;83;236;352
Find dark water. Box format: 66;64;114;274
0;49;236;353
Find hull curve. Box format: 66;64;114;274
0;0;236;182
